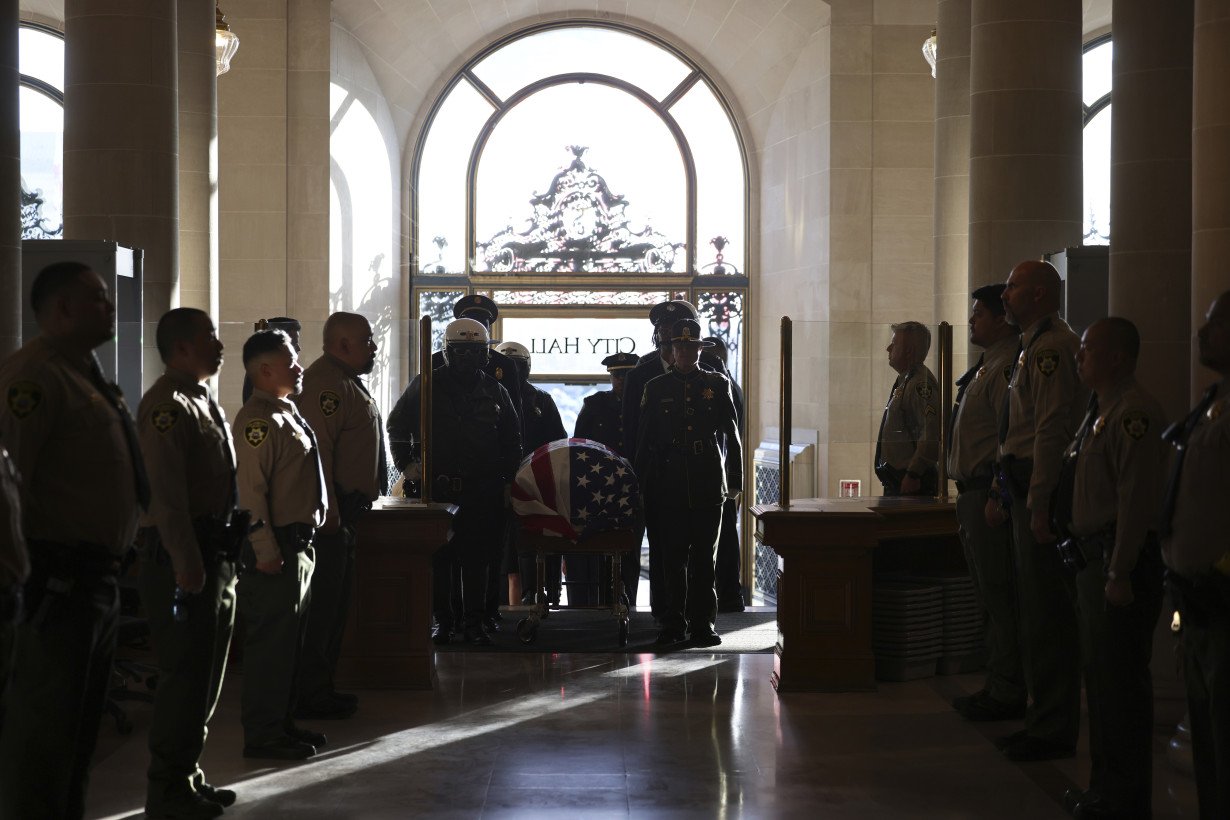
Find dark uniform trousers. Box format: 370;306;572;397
659;494;723;637
955;488;1024;706
435;490;504;629
715;497;741;606
1074;536;1162;810
1009;493;1081;747
296;527;354;706
239;547;314;745
0;548;119;820
1170;570;1230;819
138;530;238;808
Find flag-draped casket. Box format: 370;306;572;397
510;438;640;540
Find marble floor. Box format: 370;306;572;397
85;646;1200;819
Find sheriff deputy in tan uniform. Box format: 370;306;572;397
234;329;327;762
1161;290;1230;819
875;320;940;495
0;261;146;819
137;308;245;818
988;259;1088;762
947;284;1025;723
1056;317;1164;819
291;312;385;722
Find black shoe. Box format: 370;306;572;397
1064;787;1093;815
490;610;504;622
145;793;225;819
329;690;359;708
243;735;315;761
294;695;357;720
285;723;327;748
951;688;989;712
196;782;237;808
690;631;723;648
464;626;493;646
959;697;1027;722
431;622;453;646
1001;735;1075;762
718;599;745;613
482;615;500;633
993;729;1029;751
654;630;685;647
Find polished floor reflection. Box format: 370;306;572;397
87;650;1198;818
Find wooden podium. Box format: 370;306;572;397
752;497;962;694
335;499;454;690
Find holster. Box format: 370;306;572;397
1167;569;1230;628
272;523;316;564
192;509;252;566
875;463;906;493
23;539;121;629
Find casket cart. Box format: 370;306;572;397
508;439;642;646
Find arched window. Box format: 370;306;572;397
1082;35;1111;246
18;23;65;239
411;22;749;424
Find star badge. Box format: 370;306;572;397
6;381;42;420
1208;400;1226;422
702;387;715;400
244;418;270;448
1092;416;1106;436
151;402;180;434
1035;349;1061;378
319;390;341;417
1122;410;1150;441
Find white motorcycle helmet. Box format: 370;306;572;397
444;317;490;345
496;341;530;366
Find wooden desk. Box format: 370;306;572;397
335;499;454;690
752;497;961;693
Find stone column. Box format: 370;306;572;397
63;0;178;382
968;0;1083;281
1109;0;1193;421
178;0;217;316
933;0;972;350
0;0;20;356
1193;0;1230;395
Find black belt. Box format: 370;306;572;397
273;523;316;554
955;475;993;494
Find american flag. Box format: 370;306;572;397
511;438;640;540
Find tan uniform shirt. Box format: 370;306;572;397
234;388;327;564
1070;378;1165;577
293;354;384;518
0;447;26;587
0;337;140;554
137;369;237;576
948;335;1019;483
1000;312;1088;511
878;363;940;476
1163;377;1230;576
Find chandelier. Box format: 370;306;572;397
216;4;240;76
922;28;937;78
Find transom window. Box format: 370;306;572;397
1082;35;1111;246
19;23;65;240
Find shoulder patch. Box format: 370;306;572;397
6;381;42;419
916;382;934;400
1035;349;1061;377
243;418;270;448
1122;410;1150;441
151;402;180;434
319;389;342;418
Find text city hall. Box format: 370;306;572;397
529;337;638;355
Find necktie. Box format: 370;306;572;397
1072;392;1099;458
1159;384;1219;538
352;375;389;495
950;353;983;446
998;339;1024;446
206;395;239;522
293;406;330;515
874;374;903;469
87;356;151;511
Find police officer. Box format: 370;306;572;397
575;352;640;605
0;261;147;818
242;316;300;404
623;299;700;617
635;319;742;647
388;319;521;646
234;329;328;760
988;259;1088;762
432;295;523;425
948;285;1026;722
1055;318;1164;819
137;308;244;819
292;312;385;722
701;337;746;612
0;443;25;716
875;320;940;495
495;342;565;608
1161;290;1230;819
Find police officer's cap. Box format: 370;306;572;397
453;294;499;323
670;319;714;346
601;352;639;371
648;300;698;326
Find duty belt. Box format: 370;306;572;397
27;539;122;579
273;522;315;554
955;474;994;494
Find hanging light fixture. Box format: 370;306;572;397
922;28;938;78
215;4;240;77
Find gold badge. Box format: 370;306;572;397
1035;349;1061;377
1123;410;1150;441
151;402;180;434
319;390;341;418
6;381;41;420
494;367;504;381
1092;416;1106;436
916;382;934;400
976;366;986;380
1208;400;1226;421
702;387;715;400
244;419;270;448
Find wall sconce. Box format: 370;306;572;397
922;28;937;78
216;4;240;76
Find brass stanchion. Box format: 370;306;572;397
936;321;953;500
419;315;432;504
780;316;792;509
